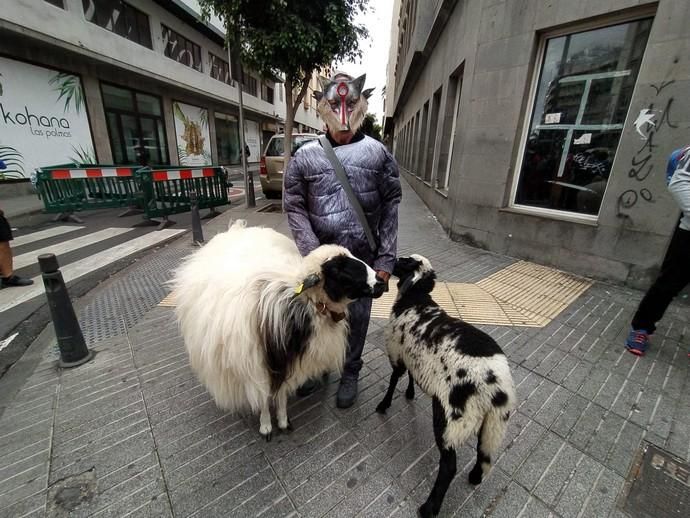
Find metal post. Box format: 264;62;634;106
190;191;204;245
39;254;93;368
228;27;255;209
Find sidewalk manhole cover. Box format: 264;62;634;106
47;468;97;517
620;443;690;518
256;203;282;213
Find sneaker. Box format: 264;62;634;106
0;275;34;288
336;376;359;409
625;329;649;356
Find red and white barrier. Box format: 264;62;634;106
50;168;135;179
151;168;216;182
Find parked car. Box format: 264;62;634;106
259;133;319;198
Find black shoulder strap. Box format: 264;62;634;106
319;135;376;252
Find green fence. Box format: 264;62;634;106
36;164;144;222
137;166;230;228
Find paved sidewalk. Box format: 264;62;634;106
0;179;688;517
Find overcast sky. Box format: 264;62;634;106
181;0;395;123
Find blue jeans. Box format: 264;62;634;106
343;297;373;378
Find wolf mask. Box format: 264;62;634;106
314;72;374;133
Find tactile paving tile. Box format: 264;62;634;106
160;260;592;328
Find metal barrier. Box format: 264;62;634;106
36;164;144;223
137;166;230;229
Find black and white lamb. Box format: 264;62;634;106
375;254;516;518
173;220;385;441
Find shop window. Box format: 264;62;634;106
82;0;152;49
45;0;64;8
209;53;231;85
513;18;652;217
162;25;202;72
101;83;168;165
215;113;240;165
419;100;430;181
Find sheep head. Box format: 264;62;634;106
393;255;436;295
297;245;385;313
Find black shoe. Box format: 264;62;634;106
336;376;359;409
1;275;34;288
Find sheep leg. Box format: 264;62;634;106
375;363;406;414
276;387;292;432
420;397;457;518
259;397;272;442
405;371;415;400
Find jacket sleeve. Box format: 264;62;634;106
284;153;321;256
374;148;402;273
668;150;690;231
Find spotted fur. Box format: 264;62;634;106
375;255;516;518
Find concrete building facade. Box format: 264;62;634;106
0;0;322;184
385;0;690;288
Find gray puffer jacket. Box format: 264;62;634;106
284;134;402;274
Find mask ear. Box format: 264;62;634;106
351;74;366;93
313;91;323;102
319;75;332;91
362;87;375;99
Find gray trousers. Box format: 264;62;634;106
343;297;373;378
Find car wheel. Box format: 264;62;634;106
264;190;281;200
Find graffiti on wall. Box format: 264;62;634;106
617;80;678;213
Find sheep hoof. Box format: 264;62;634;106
261;431;272;442
406;387;415;400
375;401;389;414
468;466;483;485
278;420;293;432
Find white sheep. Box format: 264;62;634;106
375;254;517;518
172;220;384;440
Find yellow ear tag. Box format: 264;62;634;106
294;283;304;295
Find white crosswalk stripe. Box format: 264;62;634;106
11;226;84;247
0;228;184;313
13;228;135;270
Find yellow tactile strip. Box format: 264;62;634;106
159;261;592;328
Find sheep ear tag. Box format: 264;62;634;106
295;273;320;294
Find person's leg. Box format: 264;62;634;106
337;297;372;408
0;215;33;288
631;228;690;333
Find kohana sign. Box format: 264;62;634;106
0;57;95;180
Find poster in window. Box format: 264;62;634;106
0;57;95;181
172;101;212;166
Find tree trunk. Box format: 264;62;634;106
281;74;312;202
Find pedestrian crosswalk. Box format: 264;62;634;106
0;226;184;314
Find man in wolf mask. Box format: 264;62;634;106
284;71;402;408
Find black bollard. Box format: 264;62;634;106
190;191;204;245
246;170;256;208
38;254;93;368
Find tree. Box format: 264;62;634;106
361;113;382;141
199;0;369;170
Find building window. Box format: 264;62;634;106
101;83;168;165
261;82;274;104
162;25;202;72
215;113;240;165
209;53;231;85
436;64;463;191
240;69;258;97
425;86;442;184
513;18;652;217
419;100;429;180
45;0;65;8
82;0;152;49
279;84;284;102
